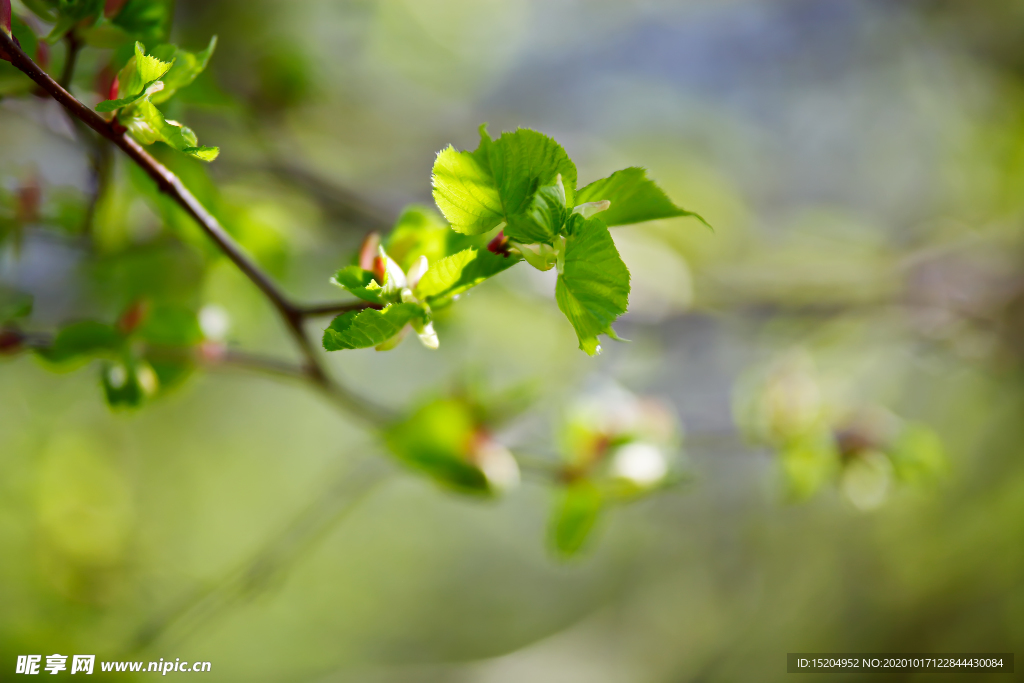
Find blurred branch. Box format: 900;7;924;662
127;458;392;653
0;30;393;427
58;32;80;90
265;160;395;231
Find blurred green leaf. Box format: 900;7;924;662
550;481;604;558
37;321;123;364
779;433;839;501
149;36;217;105
889;423;947;484
575;167;709;228
384;398;490;494
135;304;202;346
555;216;630;356
0;289;32;323
322;303;423;351
100;357;157;408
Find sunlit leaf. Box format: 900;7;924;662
555;216;630;355
330;265;385;305
575;167;709;228
322;303;423;351
432;126;576;241
414;247;517;306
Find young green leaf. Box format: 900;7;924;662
432;143;504;236
384;398;491;494
550;481;604;558
121;100;219;161
575;167;709;228
555;217;631;356
97;41;172;111
322;303;423;351
330;265;386;305
414;247;517;305
432;126;577;240
504;178;567;244
489;128;577;217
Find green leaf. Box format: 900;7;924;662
550;481;604;558
414;247;517;306
330;265;385;305
101;358;158;408
555;217;630;356
575;167;709;228
37;321;122;364
432;144;504;236
97;41;172;111
384;398;490;494
489;128;577;218
0;289;32;323
40;0;104;42
322;303;423;351
779;432;839;501
384;205;452;272
135;305;202;346
889;423;947;484
121;100;218;161
431;126;577;240
149;35;217;105
504;179;567;244
110;0;172;43
182;146;220;161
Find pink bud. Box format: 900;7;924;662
358;232;381;271
107;73;119;101
1;0;12;37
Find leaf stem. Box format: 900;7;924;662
0;30;391;426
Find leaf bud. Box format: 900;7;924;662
0;329;22;354
357;231;381;271
487;230;511;257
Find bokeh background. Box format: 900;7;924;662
2;0;1024;680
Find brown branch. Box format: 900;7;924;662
0;30;392;426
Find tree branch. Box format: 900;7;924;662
0;30;392;426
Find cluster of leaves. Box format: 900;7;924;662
734;354;947;509
96;39;219;160
34;300;212;408
325;126;706;355
549;387;682;556
1;0;217;160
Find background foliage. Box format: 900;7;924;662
2;0;1024;680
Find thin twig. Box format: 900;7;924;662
127;458;392;653
58;32;80;90
0;30;393;426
